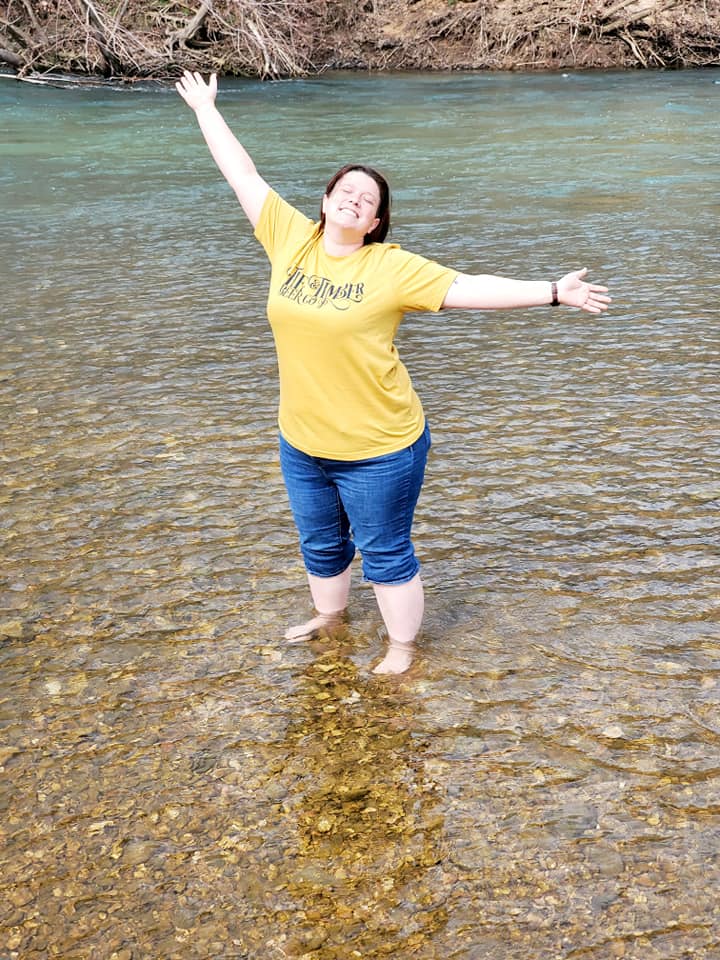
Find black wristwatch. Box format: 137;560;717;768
550;281;560;306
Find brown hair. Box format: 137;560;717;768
319;164;391;245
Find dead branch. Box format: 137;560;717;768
619;27;648;63
168;0;213;50
599;0;681;35
19;0;46;37
2;0;719;79
0;45;23;67
0;13;34;47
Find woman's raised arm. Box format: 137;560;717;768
441;268;611;314
176;71;270;228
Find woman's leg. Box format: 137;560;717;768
279;434;356;642
284;566;352;642
371;572;424;674
333;425;431;674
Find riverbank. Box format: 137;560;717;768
1;0;719;81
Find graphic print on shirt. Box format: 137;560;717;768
279;265;365;310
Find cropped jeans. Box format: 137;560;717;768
279;423;431;585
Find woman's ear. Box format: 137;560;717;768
321;194;328;214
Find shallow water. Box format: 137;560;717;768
1;69;719;959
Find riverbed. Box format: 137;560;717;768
1;68;719;959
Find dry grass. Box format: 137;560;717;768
1;0;719;80
0;0;323;79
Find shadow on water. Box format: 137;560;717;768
240;644;449;958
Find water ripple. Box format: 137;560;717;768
2;70;719;960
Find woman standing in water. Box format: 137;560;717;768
176;71;611;675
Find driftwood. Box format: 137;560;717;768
0;46;22;67
167;0;213;51
0;0;317;79
597;0;679;37
320;0;720;72
0;0;718;81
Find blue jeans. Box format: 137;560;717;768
279;424;431;585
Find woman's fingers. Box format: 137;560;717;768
176;70;216;108
583;289;612;313
561;271;612;313
176;70;209;90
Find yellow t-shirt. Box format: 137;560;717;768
254;189;458;459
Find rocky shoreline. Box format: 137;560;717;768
1;0;719;82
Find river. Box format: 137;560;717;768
1;68;719;959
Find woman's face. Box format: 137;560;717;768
322;170;381;238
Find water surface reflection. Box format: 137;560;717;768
2;69;719;958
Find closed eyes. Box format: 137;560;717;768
340;186;377;205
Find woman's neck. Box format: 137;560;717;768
321;225;365;258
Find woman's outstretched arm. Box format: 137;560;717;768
441;268;611;314
176;71;270;228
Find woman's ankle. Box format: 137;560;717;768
372;635;415;675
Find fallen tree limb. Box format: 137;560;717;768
1;0;718;79
0;13;34;47
0;46;23;67
598;0;680;36
168;0;213;50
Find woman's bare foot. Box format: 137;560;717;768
284;610;345;643
372;638;414;675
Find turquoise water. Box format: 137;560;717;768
1;69;719;959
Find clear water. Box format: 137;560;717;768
1;69;719;959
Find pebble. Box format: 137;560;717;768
602;724;625;739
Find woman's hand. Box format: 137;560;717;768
175;70;218;113
557;268;611;314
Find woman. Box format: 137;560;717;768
176;71;611;675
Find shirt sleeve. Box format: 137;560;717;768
383;246;459;313
254;189;315;263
